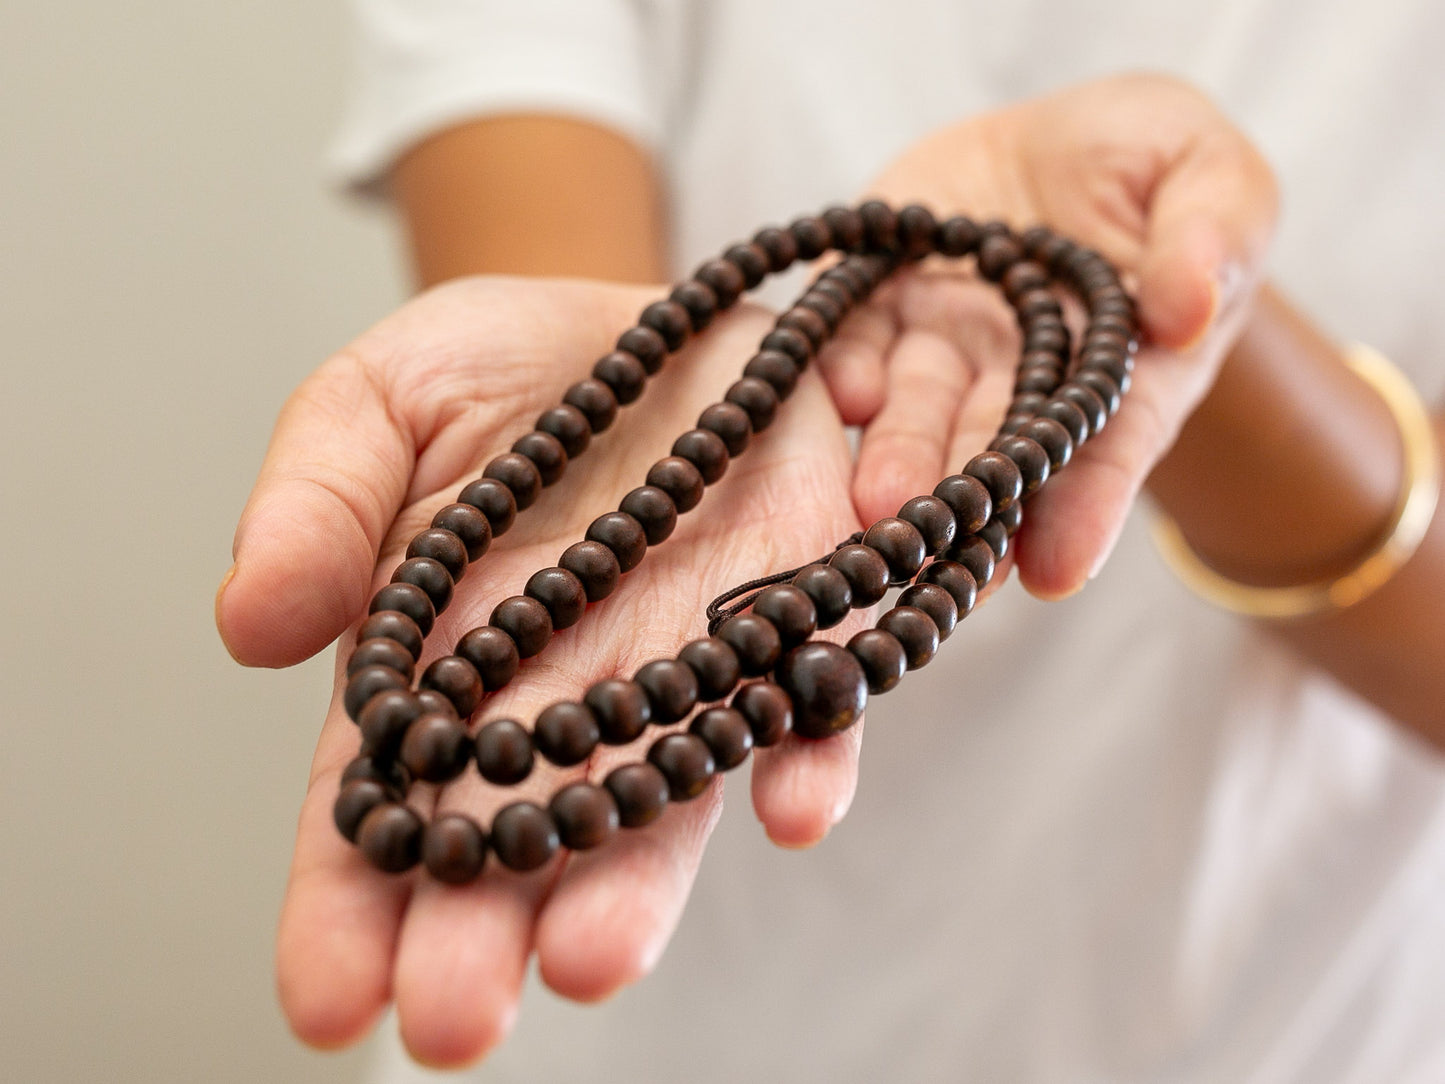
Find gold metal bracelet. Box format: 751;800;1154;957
1151;343;1440;619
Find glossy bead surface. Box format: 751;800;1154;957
357;610;423;661
416;689;459;720
341;754;409;796
670;279;717;332
946;534;997;589
585;511;648;572
484;452;543;510
678;637;743;702
345;665;411;724
400;712;472;782
592;350;647;405
690;707;754;770
357;803;422;873
334;779;389;842
550;783;619;851
369;582;435;637
537;403;593;456
777;306;828;350
731;680;793;746
524;566;587;630
932;474;993;535
646;456;705;513
391;556;453;614
752;225;798;271
963;451;1023;513
490;802;559;872
1057;383;1108;436
828;544;890;607
694;259;745;307
672;428;730;484
724;242;769;287
698;402;752;455
533;702;599;766
847;629;907;694
724;377;779;432
489;595;553;658
457;478;517;537
789;215;830;259
455;625;520;691
744;349;801;398
937;215;981;256
356;686;421;751
558;540;621;603
917;560;978;618
616;325;667;374
978;518;1010;561
791;563;852;629
512;431;567;487
716;614;782;676
751;584;818;649
640;300;691;351
858;199;899;249
347;637;415;682
648;733;716;801
406;528;467;581
991;434;1050;495
863;517;927;583
978;233;1024;280
898;495;957;555
898;583;959;640
563;378;619;432
876;606;939;670
605;762;670;828
774;642;868;739
1039;397;1090;446
419;655;483;717
897;203;937;258
635;659;699;724
585;678;652;745
473;718;534;785
423;813;487;884
758;328;810;367
1018;416;1074;471
619;486;677;545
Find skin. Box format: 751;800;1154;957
219;73;1443;1067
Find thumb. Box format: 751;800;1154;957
217;351;413;667
1136;126;1278;349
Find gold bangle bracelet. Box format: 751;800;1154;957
1151;343;1440;619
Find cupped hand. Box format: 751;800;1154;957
819;72;1279;598
217;277;871;1066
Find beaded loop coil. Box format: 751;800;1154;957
334;201;1139;883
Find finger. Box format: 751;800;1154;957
813;302;898;425
218;351;413;668
751;720;866;847
275;701;414;1048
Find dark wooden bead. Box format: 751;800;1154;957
342;754;409;797
822;263;864;301
550;783;619;851
752;225;798;271
458;477;517;537
346;666;411;725
789;215;830;260
932;474;993;535
1002;259;1049;302
1015;366;1062;397
946;534;997;589
1075;370;1122;417
978;518;1010;561
774;642;868;739
690;707;754;770
1018;415;1074;471
671;428;730;484
724;242;769;288
357;610;423;661
744;349;801;399
490;802;559;872
717;614;783;677
1085;354;1133;394
791;563;852;630
725;377;780;433
858;199;899;250
648;733;716;801
646;456;705;514
863;517;927;583
876;606;939;670
963;450;1023;513
392;556;453;615
355;686;421;751
533;701;599;766
1025;323;1070;356
456;625;520;691
996;499;1024;536
937;215;981;257
558;540;621;603
640;300;692;351
670;280;717;332
1039;397;1091;446
751;584;817;649
694;259;745;308
731;680;793;746
1020;223;1057;257
990;434;1050;495
898;582;959;641
369;582;435;636
777;306;828;351
419;655;483;718
334;779;390;842
1058;383;1108;436
1011;390;1050;417
406;528;467;581
585;678;652;745
347;637;415;682
586;511;648;573
489;595;553;658
698;401;752;456
512;431;567;487
898;495;957;555
897;203;938;259
400;712;472;782
978;233;1024;280
998;413;1031;437
416;688;459;719
358;803;423;873
563;378;620;433
847;628;907;694
592;351;647;406
635;659;699;724
917;560;978;617
619;486;677;546
473;718;534;785
760;327;811;366
822;205;865;252
1017;288;1063;322
828;544;890;607
484;452;543;510
423;813;487;884
536;403;593;456
524;566;587;630
616;325;667;375
810;279;853;310
679;637;743;702
605;762;670;828
798;290;843;332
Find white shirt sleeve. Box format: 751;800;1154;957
328;0;663;197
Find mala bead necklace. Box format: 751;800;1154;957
331;201;1138;883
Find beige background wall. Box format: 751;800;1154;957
2;4;404;1081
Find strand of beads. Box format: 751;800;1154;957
330;203;1137;883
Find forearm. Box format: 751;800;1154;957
1148;286;1445;742
392;115;667;289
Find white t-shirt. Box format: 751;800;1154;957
332;2;1445;1079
